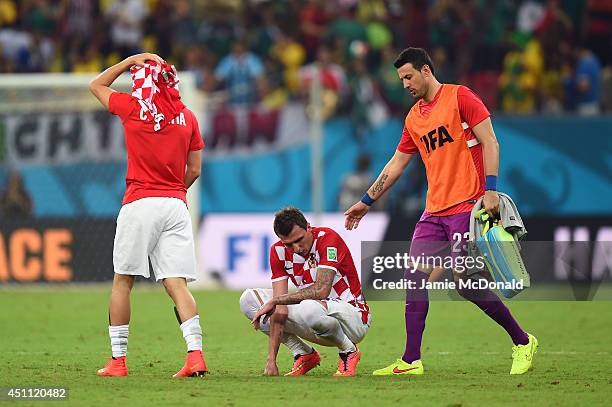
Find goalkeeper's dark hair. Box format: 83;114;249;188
393;47;435;75
274;207;308;237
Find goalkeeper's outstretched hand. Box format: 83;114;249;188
344;201;370;230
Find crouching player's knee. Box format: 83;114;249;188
299;300;332;335
239;289;259;320
311;319;337;336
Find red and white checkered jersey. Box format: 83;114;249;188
270;227;370;324
129;61;184;132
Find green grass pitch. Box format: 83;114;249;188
1;287;611;406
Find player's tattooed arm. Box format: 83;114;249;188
345;151;413;230
366;150;413;200
252;269;334;329
273;268;335;305
372;174;389;196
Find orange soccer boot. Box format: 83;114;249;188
97;356;128;377
334;349;361;377
284;350;321;376
173;350;208;378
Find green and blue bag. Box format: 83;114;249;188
474;209;530;298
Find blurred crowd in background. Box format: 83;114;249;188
1;0;611;117
0;0;611;217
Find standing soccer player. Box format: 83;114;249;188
90;53;208;377
344;47;537;375
241;207;371;376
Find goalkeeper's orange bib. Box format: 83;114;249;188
405;84;481;213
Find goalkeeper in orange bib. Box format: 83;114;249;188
344;47;537;375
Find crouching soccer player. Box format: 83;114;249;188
89;53;207;377
241;207;371;376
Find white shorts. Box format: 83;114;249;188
113;197;197;282
240;288;369;345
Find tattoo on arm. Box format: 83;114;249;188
274;268;335;305
372;174;389;195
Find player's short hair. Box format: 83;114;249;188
274;207;308;237
393;47;435;75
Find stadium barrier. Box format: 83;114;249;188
1;214;609;286
0;218;114;283
199;116;612;214
3;116;610;216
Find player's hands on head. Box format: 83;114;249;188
127;53;165;67
251;300;276;330
344;201;370;230
483;190;500;219
263;360;279;376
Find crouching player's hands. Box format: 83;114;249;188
251;299;276;330
263;360;280;376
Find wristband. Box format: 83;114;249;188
361;192;375;206
485;175;497;191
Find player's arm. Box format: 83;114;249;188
274;268;334;305
472;117;500;217
89;52;164;109
264;279;290;376
344;150;414;230
184;150;202;189
251;268;335;327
